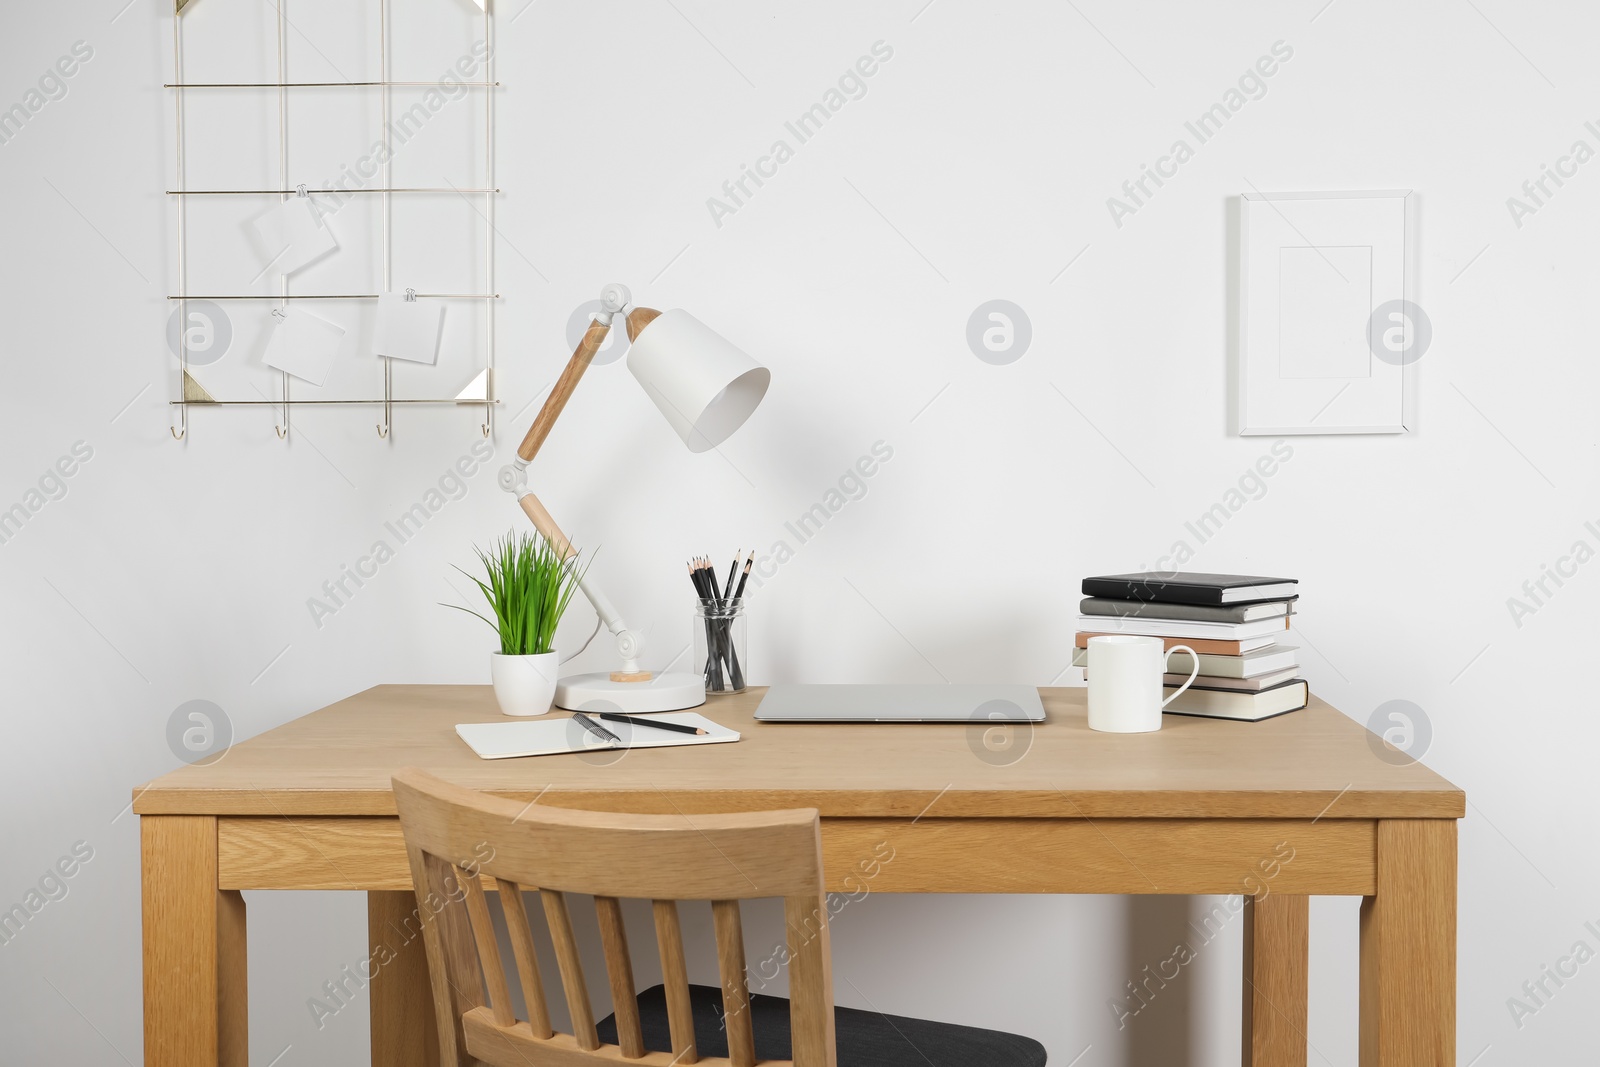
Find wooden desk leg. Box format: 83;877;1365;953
1360;820;1456;1066
142;815;248;1067
1242;894;1308;1067
370;890;440;1067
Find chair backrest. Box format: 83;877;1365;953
392;767;837;1067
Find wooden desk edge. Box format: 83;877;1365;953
209;813;1389;896
132;784;1466;819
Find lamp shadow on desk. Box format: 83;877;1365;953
1116;896;1196;1067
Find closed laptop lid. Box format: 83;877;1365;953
755;684;1046;723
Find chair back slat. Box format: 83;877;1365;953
652;899;699;1064
542;888;600;1048
392;767;830;1067
459;867;517;1027
498;880;553;1038
595;896;645;1057
403;846;486;1067
712;900;756;1067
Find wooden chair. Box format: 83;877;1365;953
392;768;1048;1067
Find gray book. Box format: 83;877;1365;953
1079;596;1294;624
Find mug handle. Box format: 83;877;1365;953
1160;644;1200;708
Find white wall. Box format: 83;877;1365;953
2;0;1596;1063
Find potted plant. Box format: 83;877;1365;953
447;532;584;716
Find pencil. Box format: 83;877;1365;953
597;712;708;736
689;560;723;688
733;556;753;601
724;551;741;607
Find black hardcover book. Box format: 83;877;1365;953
1081;571;1299;606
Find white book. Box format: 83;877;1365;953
456;712;738;760
1074;644;1299;679
1163;667;1300;692
1163;680;1309;722
1074;614;1289;640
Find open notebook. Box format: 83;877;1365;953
455;712;739;760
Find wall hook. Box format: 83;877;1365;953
170;406;187;441
378;361;393;439
275;371;291;440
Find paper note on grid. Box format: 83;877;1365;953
251;197;338;277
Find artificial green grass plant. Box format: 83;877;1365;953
448;531;585;656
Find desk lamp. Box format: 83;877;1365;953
498;283;769;712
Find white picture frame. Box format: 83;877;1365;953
1236;190;1419;435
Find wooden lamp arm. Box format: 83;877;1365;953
507;289;667;558
516;302;662;464
500;284;659;682
516;317;613;464
510;481;646;679
516;492;576;562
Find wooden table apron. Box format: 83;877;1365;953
136;685;1462;1067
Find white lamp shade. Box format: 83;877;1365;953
627;309;770;453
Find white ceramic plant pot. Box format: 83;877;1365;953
490;652;559;716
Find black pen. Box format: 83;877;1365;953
572;712;622;746
597;712;708;736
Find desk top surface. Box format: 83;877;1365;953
133;685;1463;819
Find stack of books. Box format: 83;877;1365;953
1073;571;1308;722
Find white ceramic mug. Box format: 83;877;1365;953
1086;635;1201;733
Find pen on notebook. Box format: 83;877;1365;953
571;712;621;746
597;712;708;736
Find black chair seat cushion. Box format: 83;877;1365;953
597;984;1046;1067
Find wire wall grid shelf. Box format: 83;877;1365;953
167;0;500;442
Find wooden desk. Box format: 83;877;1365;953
136;685;1462;1067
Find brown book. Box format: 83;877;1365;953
1075;631;1276;656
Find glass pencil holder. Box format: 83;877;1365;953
694;599;748;695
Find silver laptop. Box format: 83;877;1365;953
754;684;1046;723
